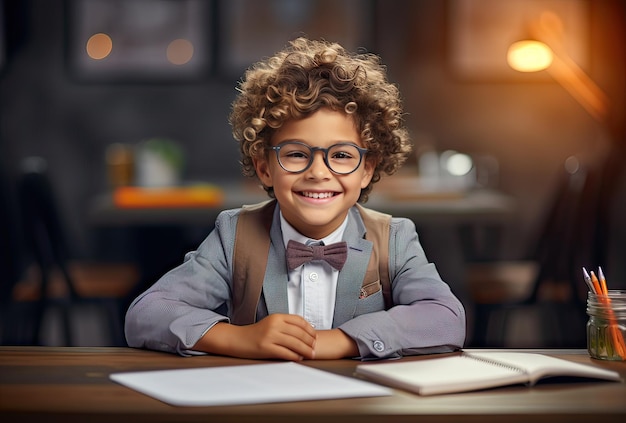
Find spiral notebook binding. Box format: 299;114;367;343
462;353;526;375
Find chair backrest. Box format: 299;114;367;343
0;169;21;304
527;155;604;303
16;157;77;298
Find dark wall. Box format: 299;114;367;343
1;0;240;260
2;0;625;284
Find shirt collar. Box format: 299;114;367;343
280;210;349;248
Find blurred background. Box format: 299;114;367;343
1;0;625;348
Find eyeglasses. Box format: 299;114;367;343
270;141;368;175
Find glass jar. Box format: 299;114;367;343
586;290;626;361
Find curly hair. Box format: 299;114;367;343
229;37;412;202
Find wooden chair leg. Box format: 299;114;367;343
60;303;74;346
104;300;126;346
471;304;492;347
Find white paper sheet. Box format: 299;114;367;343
110;361;392;406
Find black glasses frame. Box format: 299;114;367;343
269;141;368;175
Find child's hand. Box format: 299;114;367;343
242;314;317;360
194;314;317;361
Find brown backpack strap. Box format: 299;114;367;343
357;204;393;309
231;200;276;325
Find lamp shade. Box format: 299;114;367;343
507;40;554;72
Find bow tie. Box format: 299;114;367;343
285;240;348;271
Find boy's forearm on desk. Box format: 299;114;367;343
313;329;359;359
193;322;358;360
192;316;317;361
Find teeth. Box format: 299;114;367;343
302;192;334;199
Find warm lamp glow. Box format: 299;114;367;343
507;13;609;123
507;40;554;72
167;39;194;65
86;33;113;60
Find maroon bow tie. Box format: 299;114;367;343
285;240;348;271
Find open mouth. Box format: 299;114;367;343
299;191;337;199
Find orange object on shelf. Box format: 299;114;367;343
113;185;224;208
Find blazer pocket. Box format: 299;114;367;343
359;280;382;299
355;285;385;316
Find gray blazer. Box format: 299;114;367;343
125;204;466;359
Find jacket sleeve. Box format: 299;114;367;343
124;209;239;356
338;217;466;359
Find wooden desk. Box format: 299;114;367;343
88;181;515;227
1;347;624;423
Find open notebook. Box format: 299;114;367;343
355;351;622;396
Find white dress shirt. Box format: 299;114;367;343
280;212;348;329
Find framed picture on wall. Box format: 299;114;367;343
66;0;213;82
215;0;375;78
446;0;589;81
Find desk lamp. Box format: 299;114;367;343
506;11;609;123
503;10;614;312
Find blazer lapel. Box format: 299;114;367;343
332;207;372;327
262;206;290;315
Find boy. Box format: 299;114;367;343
125;38;466;360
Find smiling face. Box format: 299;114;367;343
254;108;374;239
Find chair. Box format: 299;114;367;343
467;155;605;347
7;157;139;346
